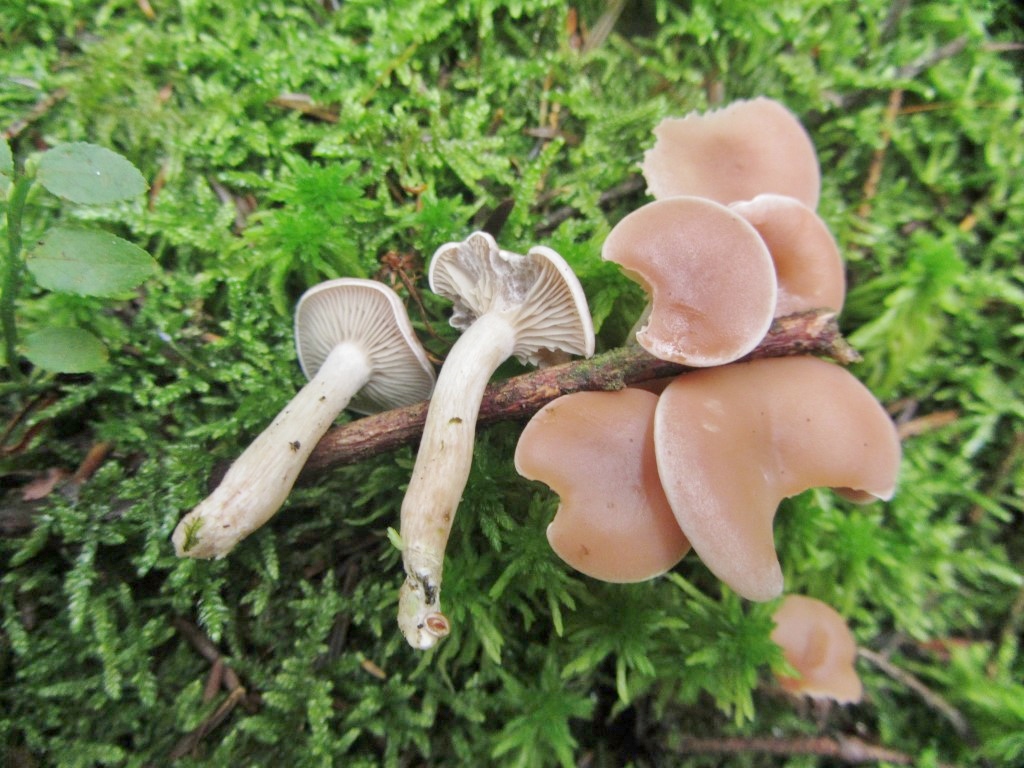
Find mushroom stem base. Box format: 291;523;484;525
173;343;370;559
396;313;517;648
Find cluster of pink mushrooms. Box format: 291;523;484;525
172;97;898;698
515;98;901;701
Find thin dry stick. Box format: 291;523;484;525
3;88;67;140
302;309;856;476
169;687;248;761
969;429;1024;524
170;617;255;760
857;88;904;219
858;646;972;738
173;617;245;696
672;734;955;767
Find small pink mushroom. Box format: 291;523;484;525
771;594;863;703
731;194;846;316
653;357;901;601
642;97;821;209
602;196;777;367
514;389;691;582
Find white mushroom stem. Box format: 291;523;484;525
397;312;516;648
173;343;371;559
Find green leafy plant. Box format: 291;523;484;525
1;139;157;376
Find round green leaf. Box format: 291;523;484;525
37;142;147;205
23;327;109;373
27;227;158;297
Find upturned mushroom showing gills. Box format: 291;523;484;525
641;97;821;209
514;389;691;582
397;231;594;649
653;357;901;602
602;195;777;367
173;278;435;559
730;194;846;316
770;594;863;703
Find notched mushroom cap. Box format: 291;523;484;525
642;97;821;209
654;357;901;601
515;389;691;582
295;277;436;414
602;196;777;367
771;594;863;703
731;194;846;316
429;231;594;365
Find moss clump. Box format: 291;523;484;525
2;1;1023;766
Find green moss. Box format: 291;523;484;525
3;0;1023;765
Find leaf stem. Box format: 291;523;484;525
2;176;31;380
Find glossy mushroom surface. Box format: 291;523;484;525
173;279;435;559
514;389;690;582
771;594;863;703
602;196;777;367
642;97;821;209
397;231;594;649
731;194;845;316
653;357;901;601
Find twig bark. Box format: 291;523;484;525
3;88;67;140
301;309;857;476
672;733;955;767
170;617;257;761
858;646;972;738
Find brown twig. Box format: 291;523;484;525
893;37;969;81
170;617;256;760
268;92;340;123
857;88;904;218
537;175;645;234
858;646;972;739
896;409;959;440
168;687;248;761
580;0;627;55
819;36;970;116
3;88;68;140
672;733;955;767
301;309;856;476
173;617;244;694
70;441;113;485
969;429;1024;524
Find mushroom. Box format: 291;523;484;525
730;194;846;316
173;278;435;559
397;231;594;649
653;357;901;601
602;196;777;367
770;594;863;703
514;389;690;582
641;97;821;209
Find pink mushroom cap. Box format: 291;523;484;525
771;594;863;703
653;357;901;602
730;194;846;316
642;97;821;209
514;389;691;582
602;196;777;367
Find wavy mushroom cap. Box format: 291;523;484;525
642;97;821;209
295;278;436;415
602;196;777;367
771;594;863;703
731;194;846;316
653;357;901;601
515;389;690;582
428;231;594;365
